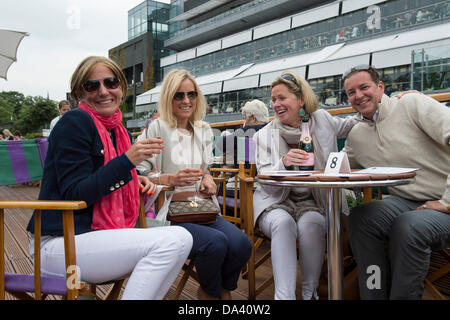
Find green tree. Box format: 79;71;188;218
0;91;34;121
13;98;58;134
0;97;14;123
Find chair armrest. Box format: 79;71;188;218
238;172;254;183
160;186;175;192
213;177;226;184
0;200;86;210
211;167;239;174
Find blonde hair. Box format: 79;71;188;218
158;69;206;128
2;129;12;137
270;71;320;115
70;56;127;103
241;99;269;123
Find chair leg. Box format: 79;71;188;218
424;279;448;300
171;260;196;300
9;291;35;300
104;279;125;300
78;283;97;300
247;249;256;300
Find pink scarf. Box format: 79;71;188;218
79;102;139;230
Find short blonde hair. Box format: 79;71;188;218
270;71;319;115
158;69;206;128
70;56;127;103
241;99;269;123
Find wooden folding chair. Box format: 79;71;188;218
425;248;450;300
0;193;157;301
238;162;274;300
0;200;87;300
166;147;251;299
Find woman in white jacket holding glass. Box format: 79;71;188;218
253;71;357;300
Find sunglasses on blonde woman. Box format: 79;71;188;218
280;74;300;87
173;91;198;101
82;77;120;92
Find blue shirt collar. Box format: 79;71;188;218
361;108;379;122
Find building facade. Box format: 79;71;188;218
135;0;449;124
109;0;172;120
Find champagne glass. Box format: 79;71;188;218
145;119;160;178
182;133;204;204
188;169;204;204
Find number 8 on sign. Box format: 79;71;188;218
330;157;338;169
325;152;351;174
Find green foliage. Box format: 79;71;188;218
15;98;58;134
346;193;364;210
0;91;35;122
1;91;59;135
24;132;44;139
0;98;14;123
119;101;129;113
119;101;130;126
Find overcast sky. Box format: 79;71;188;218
0;0;170;101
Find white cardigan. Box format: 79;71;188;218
136;119;214;175
252;109;357;224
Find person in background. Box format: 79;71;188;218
13;130;22;140
137;68;252;300
252;71;357;300
215;99;269;166
2;129;14;140
27;56;193;300
214;99;270;198
342;65;450;300
49;100;71;132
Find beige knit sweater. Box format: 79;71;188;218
343;94;450;207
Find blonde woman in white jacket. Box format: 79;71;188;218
137;69;252;300
253;71;357;300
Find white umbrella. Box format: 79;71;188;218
0;28;28;80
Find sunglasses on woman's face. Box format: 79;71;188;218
173;91;198;101
82;77;120;92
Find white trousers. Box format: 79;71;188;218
258;208;326;300
37;226;193;300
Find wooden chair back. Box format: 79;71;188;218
0;200;86;300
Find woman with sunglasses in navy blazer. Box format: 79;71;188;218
27;56;193;300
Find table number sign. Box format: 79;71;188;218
324;152;351;175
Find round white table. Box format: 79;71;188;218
256;170;416;300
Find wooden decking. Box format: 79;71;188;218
1;184;440;300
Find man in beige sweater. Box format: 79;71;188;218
342;65;450;299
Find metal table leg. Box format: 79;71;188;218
327;187;343;300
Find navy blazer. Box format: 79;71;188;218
27;108;135;236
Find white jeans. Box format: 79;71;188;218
36;226;193;300
258;208;326;300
